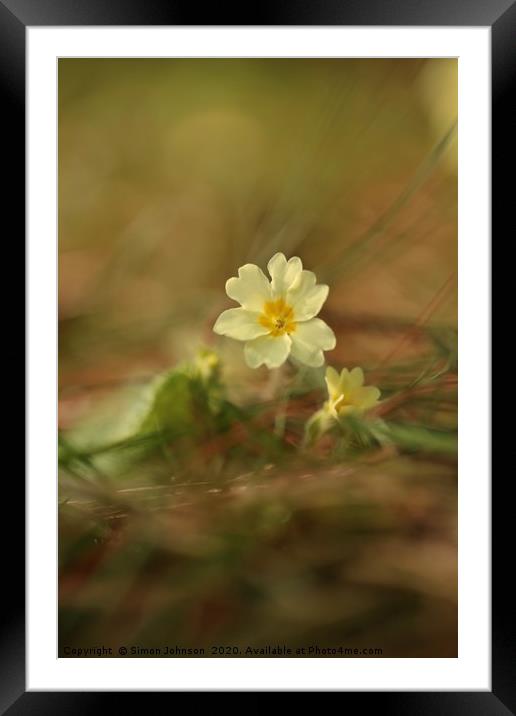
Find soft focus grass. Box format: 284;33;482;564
58;58;457;657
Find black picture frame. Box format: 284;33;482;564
6;0;509;711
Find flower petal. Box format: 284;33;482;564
292;348;325;368
244;334;291;369
225;263;272;311
355;385;381;410
349;367;364;389
325;366;341;399
290;318;336;367
267;253;303;295
287;270;329;321
213;308;269;341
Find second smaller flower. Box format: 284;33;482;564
324;366;381;418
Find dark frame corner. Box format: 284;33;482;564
6;0;511;712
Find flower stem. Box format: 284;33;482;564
274;394;289;437
265;366;285;401
273;363;305;438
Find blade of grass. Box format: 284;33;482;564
318;121;457;283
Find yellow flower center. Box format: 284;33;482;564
325;391;357;418
258;298;296;337
332;394;351;412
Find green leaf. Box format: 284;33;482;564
372;421;457;455
60;348;226;476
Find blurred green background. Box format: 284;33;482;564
58;59;457;658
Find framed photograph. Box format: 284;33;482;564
7;0;508;709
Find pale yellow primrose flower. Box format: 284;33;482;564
324;366;380;417
213;253;336;369
304;366;381;445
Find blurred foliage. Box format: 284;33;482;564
59;59;457;657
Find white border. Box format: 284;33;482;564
27;27;490;691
